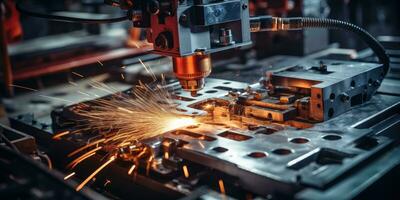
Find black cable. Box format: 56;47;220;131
250;16;390;77
16;2;129;24
299;17;390;76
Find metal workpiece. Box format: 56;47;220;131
7;61;400;199
173;59;384;123
268;60;384;121
159;76;399;198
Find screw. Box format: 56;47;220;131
340;93;350;102
179;14;188;26
373;80;381;87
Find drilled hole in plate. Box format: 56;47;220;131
223;82;231;84
192;112;199;115
322;134;342;141
214;86;233;91
248;152;267;158
290;138;309;144
218;131;252;141
192;93;202;97
205;90;218;93
213;147;228;153
272;148;293;155
176;108;187;112
30;99;51;104
255;127;278;135
175;92;181;95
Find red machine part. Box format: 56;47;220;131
3;0;22;43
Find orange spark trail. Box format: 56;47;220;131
128;164;136;175
76;156;116;191
67;139;105;157
64;172;75;180
72;72;84;78
68;151;97;169
53;131;71;140
219;179;226;194
183;165;190;178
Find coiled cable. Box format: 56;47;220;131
250;16;391;76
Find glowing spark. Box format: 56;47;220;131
132;41;140;48
104;179;111;187
9;84;38;92
198;141;205;149
68;151;97;169
64;172;75;180
117;107;134;114
68;81;78;87
164;152;169;159
77;91;91;97
53;131;71;140
73;85;197;142
72;72;84;78
70;153;96;169
138;58;157;81
146;155;154;176
76;156;116;191
182;165;190;178
97;60;104;67
218;179;226;195
63;68;199;190
118;142;131;147
128;164;136;175
68;139;105;157
163;118;197;133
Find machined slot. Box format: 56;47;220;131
287;148;355;170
